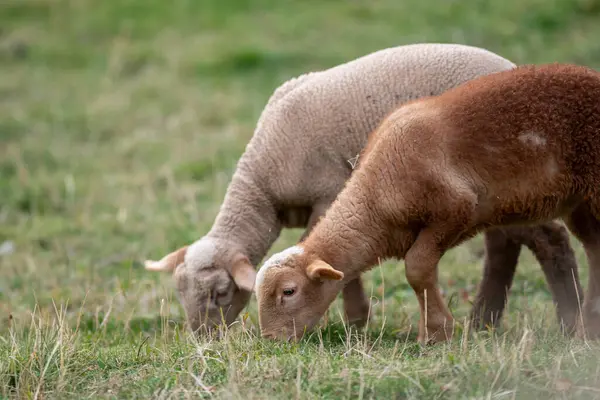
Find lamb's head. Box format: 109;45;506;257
145;238;256;333
256;245;345;341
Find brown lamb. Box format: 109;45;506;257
255;63;599;344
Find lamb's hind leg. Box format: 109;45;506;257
470;228;521;331
510;222;581;335
302;203;370;328
471;222;581;335
565;204;600;339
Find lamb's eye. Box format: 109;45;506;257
282;288;295;296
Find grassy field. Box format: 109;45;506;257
3;0;600;398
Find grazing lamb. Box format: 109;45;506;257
255;63;600;344
145;44;581;335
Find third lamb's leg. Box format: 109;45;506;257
301;203;370;328
470;228;521;331
512;221;582;335
405;228;455;344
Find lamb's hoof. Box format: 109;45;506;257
558;316;579;338
418;325;454;345
468;314;497;333
347;316;368;329
344;303;370;329
576;315;600;340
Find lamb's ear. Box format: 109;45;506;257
306;259;344;281
230;255;257;292
144;246;189;273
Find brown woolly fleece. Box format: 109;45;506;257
145;44;581;335
256;63;598;344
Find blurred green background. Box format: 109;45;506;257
2;0;600;398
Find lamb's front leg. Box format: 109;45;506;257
302;203;370;328
341;278;371;328
404;228;456;344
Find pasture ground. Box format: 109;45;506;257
3;0;600;398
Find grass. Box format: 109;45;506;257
2;0;600;397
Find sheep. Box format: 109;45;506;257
254;63;600;344
145;44;581;335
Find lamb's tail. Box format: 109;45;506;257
144;245;189;273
